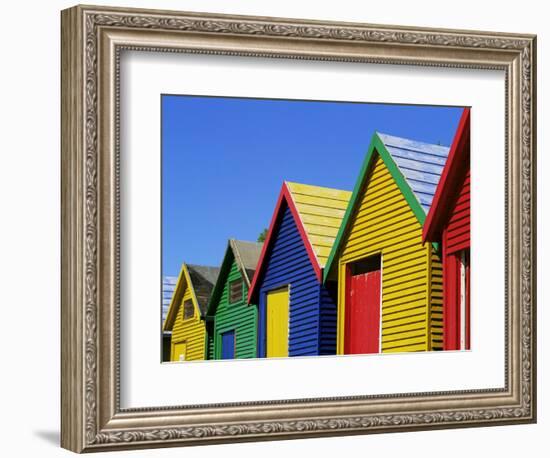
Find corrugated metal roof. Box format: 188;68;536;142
378;133;450;215
162;276;177;323
230;239;263;285
286;181;351;268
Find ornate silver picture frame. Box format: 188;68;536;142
61;4;536;453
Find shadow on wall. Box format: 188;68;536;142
33;430;59;447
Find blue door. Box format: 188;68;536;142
221;330;236;359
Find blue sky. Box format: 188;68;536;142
162;95;464;277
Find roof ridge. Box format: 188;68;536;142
323;131;442;282
422;108;470;242
247;182;326;303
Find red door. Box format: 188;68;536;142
443;249;470;351
345;269;381;354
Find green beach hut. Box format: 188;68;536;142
206;239;263;360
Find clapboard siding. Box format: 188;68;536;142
430;248;444;350
442;166;470;351
286;182;351;267
164;264;219;362
258;205;323;357
338;154;440;353
324;132;450;355
207;329;215;360
319;285;338;354
419;108;471;351
170;286;206;361
250;182;349;358
212;260;258;359
445;170;470;254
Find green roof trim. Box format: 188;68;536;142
323;132;435;283
205;242;236;318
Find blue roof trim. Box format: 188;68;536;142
378;132;450;214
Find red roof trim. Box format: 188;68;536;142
247;186;285;304
284;183;323;282
247;182;322;304
422;108;471;243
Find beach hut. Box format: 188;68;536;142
163;263;220;361
423;108;471;351
205;239;263;360
324;132;450;354
161;276;177;361
248;181;351;358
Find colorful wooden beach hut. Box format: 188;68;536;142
205;239;263;360
163;263;220;362
423;108;471;351
324;132;451;354
248;181;351;358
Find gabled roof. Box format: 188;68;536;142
323;131;450;282
248;181;351;303
231;239;264;286
285;182;352;268
187;264;220;316
377;133;450;215
163;263;220;330
206;239;263;316
423;108;471;243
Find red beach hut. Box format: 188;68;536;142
423;108;471;351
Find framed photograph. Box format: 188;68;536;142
61;4;537;453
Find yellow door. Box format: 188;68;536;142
172;341;187;362
266;287;289;358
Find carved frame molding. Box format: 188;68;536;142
61;5;536;453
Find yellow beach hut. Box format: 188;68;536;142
323;132;450;354
163;263;220;362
